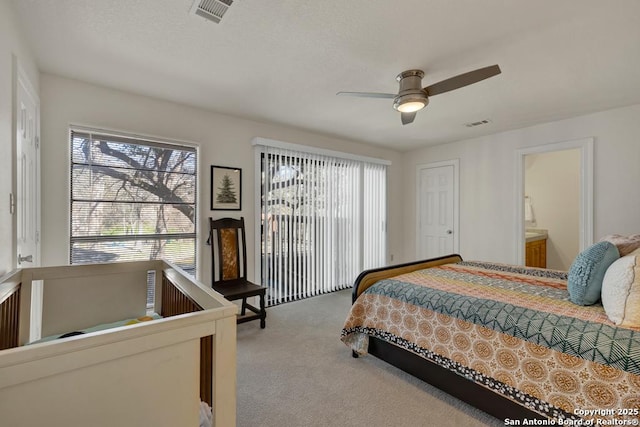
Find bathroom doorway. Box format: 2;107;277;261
524;149;579;270
515;138;594;269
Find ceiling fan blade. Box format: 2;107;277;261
401;112;416;125
425;64;501;97
336;91;396;99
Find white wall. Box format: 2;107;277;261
403;103;640;265
0;0;39;276
39;74;404;285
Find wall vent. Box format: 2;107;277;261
190;0;234;24
464;119;491;128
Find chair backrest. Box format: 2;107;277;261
209;217;248;284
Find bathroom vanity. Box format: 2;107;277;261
525;229;548;268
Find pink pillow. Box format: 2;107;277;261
600;234;640;257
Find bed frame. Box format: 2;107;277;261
0;260;237;427
351;254;546;422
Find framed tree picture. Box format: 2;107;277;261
210;165;241;210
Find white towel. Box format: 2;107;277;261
199;401;212;427
524;196;535;223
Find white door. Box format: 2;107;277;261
417;163;457;259
16;68;42;340
16;69;41;268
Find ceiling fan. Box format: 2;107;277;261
337;64;501;125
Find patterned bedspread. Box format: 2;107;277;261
341;261;640;422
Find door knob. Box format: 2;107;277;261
446;230;453;235
18;254;33;264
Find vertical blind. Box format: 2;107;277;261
70;129;197;275
363;162;387;269
259;145;387;305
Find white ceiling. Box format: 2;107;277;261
10;0;640;151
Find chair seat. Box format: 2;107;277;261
212;279;267;328
212;280;266;299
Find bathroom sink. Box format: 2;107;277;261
525;229;547;242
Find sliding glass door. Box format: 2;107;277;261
258;145;386;305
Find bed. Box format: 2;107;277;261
0;259;237;427
342;253;640;424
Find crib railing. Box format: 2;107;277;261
1;264;221;409
1;260;236;427
0;272;21;351
161;272;214;407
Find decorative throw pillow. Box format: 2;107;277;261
600;234;640;256
567;241;619;305
601;249;640;327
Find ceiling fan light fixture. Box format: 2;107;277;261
396;100;426;113
393;94;428;113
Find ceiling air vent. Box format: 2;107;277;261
190;0;234;24
464;119;491;128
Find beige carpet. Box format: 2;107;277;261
236;289;504;427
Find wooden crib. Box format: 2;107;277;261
0;260;237;427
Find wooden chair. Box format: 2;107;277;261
208;217;266;328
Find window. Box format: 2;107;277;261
70;128;197;275
256;141;387;305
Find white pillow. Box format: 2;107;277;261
601;248;640;327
